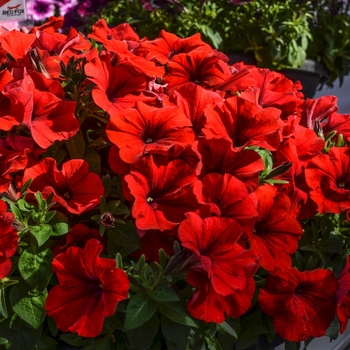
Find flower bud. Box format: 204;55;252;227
98;212;115;227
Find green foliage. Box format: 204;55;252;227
95;0;350;86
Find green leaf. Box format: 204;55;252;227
115;252;123;269
82;335;111;350
49;211;69;236
43;211;56;224
20;178;33;197
107;200;129;216
17;199;34;213
326;317;339;340
9;203;22;222
66;131;86;159
34;192;45;212
36;334;58;350
47;316;58;337
0;313;42;350
110;222;140;247
217;321;238;339
251;148;273;174
161;315;191;348
9;282;47;329
234;310;262;350
157;301;198;328
126;313;159;349
59;333;90;347
124;293;157;331
18;246;53;289
42;141;67;166
28;224;52;246
0;337;8;345
84;147;101;175
284;341;300;350
150;284;179;302
0;288;8;319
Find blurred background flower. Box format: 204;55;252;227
32;0;55;21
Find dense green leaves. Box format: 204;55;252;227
157;301;199;329
0;314;42;350
18;247;53;289
150;284;179;302
124;294;157;331
9;282;47;329
161;315;192;349
126;313;159;349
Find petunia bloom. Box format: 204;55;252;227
32;0;55;22
106;101;194;164
178;213;259;323
53;223;108;256
259;268;338;341
336;256;350;333
250;185;303;273
22;157;105;214
0;199;18;278
305;147;350;214
125;156;200;231
46;239;129;337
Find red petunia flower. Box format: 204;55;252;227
305;147;350;214
125;156;200;231
0;134;44;192
259;268;338;341
186;268;256;323
84;53;154;115
178;213;259;323
240;67;303;120
132;228;175;262
0;199;18;278
203;95;283;151
163;49;253;93
106;101;194;164
88;20;140;51
336;256;350;333
22;158;105;214
322;112;350;143
198;173;258;236
2;74;79;149
165;83;223;136
53;223;108;256
251;185;304;273
0;30;36;61
134;30;212;65
46;239;129;338
300;95;338;130
197;137;264;192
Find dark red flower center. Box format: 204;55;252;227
87;280;103;295
63;191;71;199
337;178;350;189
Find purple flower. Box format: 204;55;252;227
32;0;55;22
75;0;110;16
55;0;79;16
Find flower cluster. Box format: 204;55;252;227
32;0;109;29
1;15;350;350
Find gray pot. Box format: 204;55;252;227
331;332;350;350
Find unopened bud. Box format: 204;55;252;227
98;212;115;227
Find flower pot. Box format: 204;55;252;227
280;59;329;99
227;53;329;98
331;331;350;350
